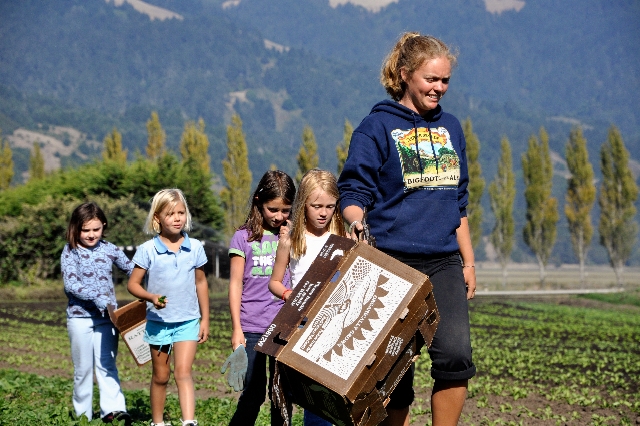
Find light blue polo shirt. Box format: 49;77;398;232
132;233;207;323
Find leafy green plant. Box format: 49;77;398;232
2;299;640;424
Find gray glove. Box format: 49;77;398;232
220;345;248;392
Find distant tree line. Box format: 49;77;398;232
482;124;637;288
260;116;635;288
0;115;223;283
0;116;637;287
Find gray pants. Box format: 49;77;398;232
386;251;476;409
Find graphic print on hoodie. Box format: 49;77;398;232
338;100;469;256
391;126;461;191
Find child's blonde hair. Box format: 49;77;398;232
144;188;192;234
290;169;345;259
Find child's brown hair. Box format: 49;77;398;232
241;170;296;242
66;202;108;249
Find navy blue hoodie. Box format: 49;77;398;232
338;100;469;256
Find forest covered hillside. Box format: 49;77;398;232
2;0;639;175
222;0;640;132
0;0;638;265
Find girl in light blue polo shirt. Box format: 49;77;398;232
127;188;209;426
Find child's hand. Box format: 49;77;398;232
278;220;291;244
231;329;246;351
198;321;209;344
152;295;167;309
283;289;293;301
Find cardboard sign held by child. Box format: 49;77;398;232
108;300;151;366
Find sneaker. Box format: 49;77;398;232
181;421;198;426
103;411;132;426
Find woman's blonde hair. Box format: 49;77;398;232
144;188;192;235
380;32;458;101
289;169;346;259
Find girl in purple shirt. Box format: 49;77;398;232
226;170;296;425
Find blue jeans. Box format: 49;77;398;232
67;316;126;420
304;410;333;425
229;332;287;426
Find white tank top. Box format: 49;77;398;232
289;232;331;288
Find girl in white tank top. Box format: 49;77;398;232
268;169;346;426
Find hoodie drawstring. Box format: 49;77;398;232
412;115;424;177
427;126;439;174
413;113;439;176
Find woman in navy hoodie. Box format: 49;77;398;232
338;32;476;426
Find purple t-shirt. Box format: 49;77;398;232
229;228;290;333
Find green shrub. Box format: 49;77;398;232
0;194;147;283
0;152;226;284
0;156;224;231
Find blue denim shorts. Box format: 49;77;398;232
144;318;200;347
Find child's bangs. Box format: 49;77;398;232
155;191;185;216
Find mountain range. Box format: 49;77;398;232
1;0;638;263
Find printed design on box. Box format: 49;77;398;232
292;256;413;379
379;343;416;398
123;322;151;364
385;335;404;357
391;126;460;191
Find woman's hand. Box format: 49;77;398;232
456;217;476;300
463;266;476;300
343;205;365;242
348;220;365;242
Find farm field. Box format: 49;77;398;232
1;292;639;425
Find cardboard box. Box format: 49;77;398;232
108;300;152;366
256;235;439;426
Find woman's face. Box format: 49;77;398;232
399;56;451;115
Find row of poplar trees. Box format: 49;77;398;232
479;124;638;288
220;115;353;239
222;117;638;288
0;113;225;282
2;115;637;287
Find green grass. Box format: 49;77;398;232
412;297;640;425
0;369;244;425
578;288;640;308
0;368;304;425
